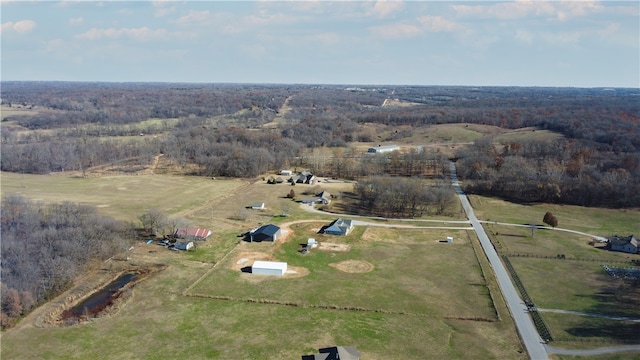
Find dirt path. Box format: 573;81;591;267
262;95;293;128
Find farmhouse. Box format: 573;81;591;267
302;346;360;360
290;171;317;184
252;260;287;276
317;191;331;205
323;218;354;236
250;224;282;242
608;235;639;254
174;228;212;241
367;144;400;154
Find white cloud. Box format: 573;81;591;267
452;1;602;21
75;27;170;41
244;10;302;26
515;30;533;44
417;16;457;32
69;17;84;25
173;10;211;25
370;0;404;18
1;19;36;34
370;23;421;39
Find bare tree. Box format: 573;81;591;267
139;209;168;236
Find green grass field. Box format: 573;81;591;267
473;194;640;351
2;171;639;359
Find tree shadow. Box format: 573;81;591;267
240;266;252;273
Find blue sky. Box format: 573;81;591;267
1;1;638;87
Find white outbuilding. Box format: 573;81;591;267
252;260;288;276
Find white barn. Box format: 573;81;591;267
252;260;288;276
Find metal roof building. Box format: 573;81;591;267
252;260;287;276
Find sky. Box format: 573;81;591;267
1;1;638;87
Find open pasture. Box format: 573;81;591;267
191;225;496;320
0;171;246;224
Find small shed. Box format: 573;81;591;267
251;202;265;210
174;241;194;251
447;236;453;244
280;170;292;176
307;238;318;248
252;260;287;276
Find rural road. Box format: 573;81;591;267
449;161;549;360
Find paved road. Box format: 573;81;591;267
449;162;549;360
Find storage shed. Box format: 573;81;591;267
250;224;282;242
252;260;287;276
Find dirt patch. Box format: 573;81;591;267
330;260;374;273
318;242;351;252
232;252;273;271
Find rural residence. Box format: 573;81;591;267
317;191;331;205
608;235;639;254
323;218;354;236
289;171;317;184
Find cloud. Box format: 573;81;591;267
1;20;36;34
75;27;170;41
69;17;84;25
370;23;421;39
452;1;602;21
515;30;533;44
244;10;302;26
173;10;210;25
417;16;457;32
370;0;404;18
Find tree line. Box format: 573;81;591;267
353;176;455;218
455;137;640;207
0;195;133;329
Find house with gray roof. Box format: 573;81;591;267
323;218;353;236
608;235;639;254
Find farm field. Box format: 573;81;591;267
473;195;640;353
2;169;639;358
0;172;526;359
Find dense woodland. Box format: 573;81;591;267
0;195;132;328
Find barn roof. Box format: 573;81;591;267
175;228;212;239
253;224;280;237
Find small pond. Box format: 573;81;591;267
61;272;139;320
